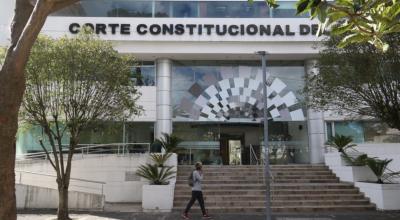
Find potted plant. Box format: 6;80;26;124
136;163;176;185
324;135;377;182
355;158;400;210
136;144;177;212
333;153;378;182
154;133;183;154
150;153;172;167
324;135;362;167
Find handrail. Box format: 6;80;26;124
15;170;106;185
249;145;275;182
17;142;151;161
249;144;259;165
15;170;106;196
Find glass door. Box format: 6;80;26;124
229;140;242;165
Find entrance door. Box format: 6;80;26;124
228;140;242;165
220;134;244;165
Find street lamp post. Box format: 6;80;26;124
256;51;272;220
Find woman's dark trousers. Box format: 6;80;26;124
184;190;206;214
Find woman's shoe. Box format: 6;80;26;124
202;214;212;219
181;213;190;219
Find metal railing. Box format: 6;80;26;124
15;170;106;196
16;142;151;161
249;144;275;183
249;144;260;165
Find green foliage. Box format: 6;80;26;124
365;158;400;184
154;133;183;153
342;153;369;166
259;0;400;51
22;32;141;131
305;33;400;130
327;135;356;153
0;47;5;66
150;153;172;167
136;163;176;185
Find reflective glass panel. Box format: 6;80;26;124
52;1;306;18
172;61;306;122
334;121;365;143
131;64;156;86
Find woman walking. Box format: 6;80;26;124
182;162;211;219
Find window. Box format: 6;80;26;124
131;62;156;86
53;1;306;18
272;1;307;18
326;121;400;143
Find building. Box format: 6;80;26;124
1;0;399;166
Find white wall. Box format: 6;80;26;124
131;86;156;122
0;0;14;46
41;17;320;61
43;17;321;43
16;184;104;210
356;144;400;175
16;153;177;203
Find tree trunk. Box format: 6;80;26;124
0;67;25;220
57;180;70;220
0;1;79;219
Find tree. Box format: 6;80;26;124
21;32;141;220
0;1;79;220
154;133;183;153
304;33;400;130
257;0;400;51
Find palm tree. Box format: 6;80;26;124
154;133;183;153
136;164;176;185
151;153;172;167
327;135;356;153
366;158;400;184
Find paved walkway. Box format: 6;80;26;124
17;211;400;220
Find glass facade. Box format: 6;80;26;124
172;61;306;122
174;121;309;165
171;60;309;165
327;121;400;143
131;62;156;86
52;1;307;18
16;122;154;155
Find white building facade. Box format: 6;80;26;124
2;0;399;166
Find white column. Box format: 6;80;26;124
155;58;172;139
305;59;325;164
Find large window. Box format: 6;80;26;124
16;122;155;155
172;61;306;122
53;1;307;18
131;62;156;86
326;121;400;143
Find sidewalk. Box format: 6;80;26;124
17;211;400;220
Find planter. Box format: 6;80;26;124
355;182;400;210
324;152;363;167
142;184;174;212
330;166;377;182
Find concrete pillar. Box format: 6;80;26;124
155;58;172;139
305;59;325;164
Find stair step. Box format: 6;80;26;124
176;177;339;185
175;183;354;190
174;194;365;201
174;189;361;195
174;165;374;212
174;199;371;207
177;175;338;180
173;205;375;213
177;171;334;175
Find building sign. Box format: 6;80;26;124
69;23;319;37
42;17;321;42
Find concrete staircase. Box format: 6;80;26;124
173;165;375;213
